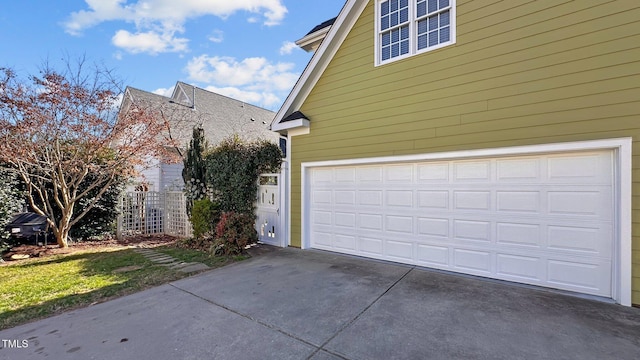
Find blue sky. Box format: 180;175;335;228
0;0;345;110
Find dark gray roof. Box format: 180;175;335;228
306;17;337;36
124;82;278;148
281;111;309;123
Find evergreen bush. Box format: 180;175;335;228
190;198;221;239
0;168;25;248
182;126;208;215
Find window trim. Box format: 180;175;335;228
375;0;456;66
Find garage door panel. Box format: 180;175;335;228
496;254;541;281
334;234;356;251
385;165;413;182
418;191;449;209
497;158;540;181
454;191;491;211
308;150;615;298
387;190;413;207
417;217;449;237
496;222;541;247
358;190;383;206
454;161;491;181
547;259;611;294
417;244;450;266
358;213;383;230
334;212;356;228
453;220;491;242
357;166;383;182
360;237;384;255
547;224;612;257
312;168;333;183
312;210;332;226
335;190;356;205
335;168;356;183
548;191;604;217
453;249;492;273
386;240;414;260
547;153;612;183
418;163;449;182
496;191;541;213
312;190;332;204
311;231;332;247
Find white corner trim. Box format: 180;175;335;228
299;138;633;306
617;139;633;306
286;133;293;247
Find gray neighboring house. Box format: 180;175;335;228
120;81;279;192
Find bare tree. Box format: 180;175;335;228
0;58;174;247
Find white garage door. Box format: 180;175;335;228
308;150;615;297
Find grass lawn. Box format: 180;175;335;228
0;243;237;330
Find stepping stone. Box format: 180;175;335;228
151;258;177;264
177;263;210;273
168;262;193;269
147;255;172;260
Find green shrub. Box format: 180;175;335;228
212;212;257;255
190;199;221;239
182;126;209;215
205;137;281;215
0;168;25;248
68;174;126;240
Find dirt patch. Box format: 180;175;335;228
1;235;179;263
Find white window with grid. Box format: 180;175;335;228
376;0;456;65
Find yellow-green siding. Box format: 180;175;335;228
289;0;640;304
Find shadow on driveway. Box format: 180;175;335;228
1;247;639;360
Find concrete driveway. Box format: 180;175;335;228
1;247;639;360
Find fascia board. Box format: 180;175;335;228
271;118;310;132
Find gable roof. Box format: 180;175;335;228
124;82;279;147
272;0;367;133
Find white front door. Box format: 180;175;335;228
306;150;615;298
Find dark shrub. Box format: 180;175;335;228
213;212;257;255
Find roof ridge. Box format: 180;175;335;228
176;81;275;113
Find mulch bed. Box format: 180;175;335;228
1;234;178;262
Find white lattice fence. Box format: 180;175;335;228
117;191;192;238
165;191;193;238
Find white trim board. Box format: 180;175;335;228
300;138;632;306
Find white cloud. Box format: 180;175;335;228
204;86;281;108
208;30;224;43
186;55;297;90
152;86;175;97
64;0;288;34
186;55;299;109
112;29;189;54
112;93;125;109
279;41;298;55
